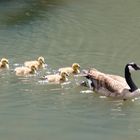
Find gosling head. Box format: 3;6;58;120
1;58;9;65
60;71;69;77
126;62;140;72
1;58;9;68
30;65;37;73
60;71;69;81
38;56;45;64
72;63;80;71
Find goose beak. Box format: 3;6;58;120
137;65;140;70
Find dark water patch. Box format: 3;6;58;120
0;0;65;27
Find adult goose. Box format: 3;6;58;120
24;56;45;70
81;62;140;100
58;63;80;75
0;58;9;69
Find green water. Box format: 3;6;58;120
0;0;140;139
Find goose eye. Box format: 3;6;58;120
134;64;137;67
133;64;138;69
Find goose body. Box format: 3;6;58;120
41;71;69;84
58;63;80;75
0;58;9;69
81;63;140;100
15;65;36;76
24;56;45;70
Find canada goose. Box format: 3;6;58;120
58;63;80;75
15;65;37;76
0;58;9;69
24;56;45;70
81;62;140;100
41;71;69;84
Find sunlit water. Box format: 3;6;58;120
0;0;140;140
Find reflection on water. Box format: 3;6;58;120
0;0;140;140
0;0;67;27
0;0;48;26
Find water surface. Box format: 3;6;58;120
0;0;140;140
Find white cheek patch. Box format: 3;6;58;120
87;79;92;89
128;66;135;72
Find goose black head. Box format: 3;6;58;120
127;62;140;72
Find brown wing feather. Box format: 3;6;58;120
107;74;127;85
88;69;126;94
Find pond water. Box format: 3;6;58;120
0;0;140;140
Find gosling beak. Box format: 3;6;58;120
66;73;69;76
42;61;45;64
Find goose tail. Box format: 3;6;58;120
121;89;140;99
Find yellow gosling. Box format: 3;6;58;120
0;58;9;69
15;65;37;76
42;71;69;84
58;63;80;75
24;56;45;70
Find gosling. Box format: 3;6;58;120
24;56;45;70
0;58;9;69
41;71;69;84
15;65;37;76
58;63;80;75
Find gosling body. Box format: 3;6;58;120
15;65;36;76
58;63;80;75
24;56;45;70
42;72;69;84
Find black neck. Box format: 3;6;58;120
125;66;138;92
